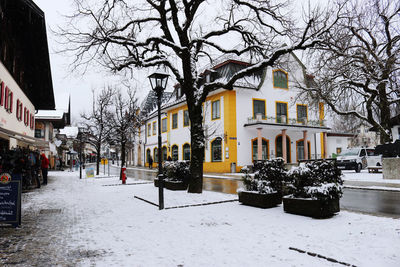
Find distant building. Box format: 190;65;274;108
326;132;356;158
0;0;54;150
134;54;330;172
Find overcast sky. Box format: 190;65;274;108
33;0;325;124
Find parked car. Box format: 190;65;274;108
336;148;382;172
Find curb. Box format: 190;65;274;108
343;185;400;192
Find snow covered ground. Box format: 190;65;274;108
5;171;398;267
342;170;400;184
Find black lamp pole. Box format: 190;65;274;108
148;69;169;210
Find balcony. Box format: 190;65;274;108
245;114;328;131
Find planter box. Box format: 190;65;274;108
154;179;188;191
238;191;282;208
283;196;340;218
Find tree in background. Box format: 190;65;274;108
107;88;141;179
81;87;114;175
60;0;343;193
297;0;400;144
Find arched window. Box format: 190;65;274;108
183;143;191;161
154;148;158;163
273;70;288;89
171;145;179;161
211;138;222;162
252;138;269;161
162;146;168;161
146;149;151;164
297;140;311;161
276;135;291;163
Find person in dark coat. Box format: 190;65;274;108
148;156;153;169
41;153;49;185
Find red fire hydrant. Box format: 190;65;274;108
122;167;126;184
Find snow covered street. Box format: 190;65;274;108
1;171;399;267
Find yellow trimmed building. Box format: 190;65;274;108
135;56;329;173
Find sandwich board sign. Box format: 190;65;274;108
0;173;22;227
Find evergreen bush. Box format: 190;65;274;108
287;160;343;201
160;161;191;184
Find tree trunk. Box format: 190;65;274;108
187;105;205;193
378;83;392;144
120;142;126;180
96;148;101;175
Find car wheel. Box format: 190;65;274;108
355;163;362;173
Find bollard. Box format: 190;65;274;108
122;167;126;184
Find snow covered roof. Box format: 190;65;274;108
35;110;65;120
59;126;79;138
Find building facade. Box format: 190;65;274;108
135;56;329;173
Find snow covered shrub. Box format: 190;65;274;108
160;161;190;183
241;159;288;194
287;160;343;201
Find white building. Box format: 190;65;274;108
135;56;329;173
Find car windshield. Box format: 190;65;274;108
338;149;359;156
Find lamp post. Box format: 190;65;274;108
78;127;87;179
148;68;169;210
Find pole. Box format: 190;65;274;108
157;88;164;210
108;158;110;176
79;139;82;179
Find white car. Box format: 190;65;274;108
336;148;382;173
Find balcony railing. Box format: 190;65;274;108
247;114;326;127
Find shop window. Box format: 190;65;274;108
276;102;288;123
273;70;288;89
183;110;189;127
212;99;220;120
172;145;178;161
297;104;308;123
172;113;178;129
211;138;222;162
146;149;151;164
162;118;167;132
253;99;266;118
183;143;191;161
252;139;269;161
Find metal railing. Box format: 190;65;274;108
247;115;326;127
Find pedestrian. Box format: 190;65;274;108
149;156;153;169
41;153;49;185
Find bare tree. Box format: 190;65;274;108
297;0;400;144
60;0;342;193
107;88;141;179
81;87;114;175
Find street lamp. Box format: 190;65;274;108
148;68;169;210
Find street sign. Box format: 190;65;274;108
85;168;95;178
101;158;108;165
0;173;22;227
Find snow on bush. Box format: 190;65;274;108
159;161;191;183
287;160;343;200
240;158;287;194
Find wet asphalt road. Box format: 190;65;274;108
101;165;400;217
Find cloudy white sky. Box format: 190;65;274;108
33;0;325;123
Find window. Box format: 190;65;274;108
276;135;291;163
273;70;288;89
172;113;178;129
276;102;288;123
211;138;222;162
30;114;34;130
0;81;4;106
172;145;178;161
212;99;220;120
162;118;167;132
297;104;307;123
154;148;158;163
147;123;151;136
146;149;151;164
4;87;12;113
162;146;168;161
253;99;266;118
297;140;311;161
152;121;156;135
183;143;191;161
252;139;269;161
35;129;44;138
359;149;366;157
16;99;23;121
24;108;29;126
336;147;342;155
183;110;189;127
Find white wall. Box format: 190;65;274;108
391;126;400;141
0;62;35;139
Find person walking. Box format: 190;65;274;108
149;156;153;169
41;153;49;185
